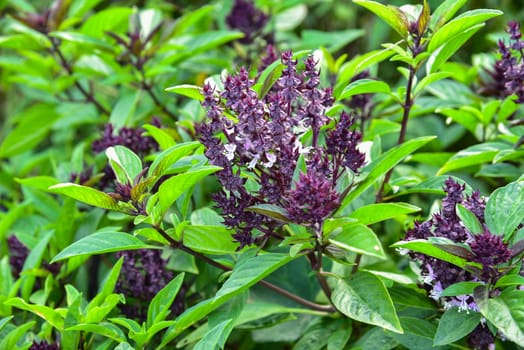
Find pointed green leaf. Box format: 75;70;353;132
4;297;64;329
48;183;120;210
340;136;436;210
142;124;176;150
66;323;126;342
329;224;386;259
183;225;238;255
194;319;234;350
349;202;420;225
427;24;485;74
106;146;143;185
392;239;469;268
165;84;204;101
429;9;502;53
147;273;185;328
429;0;467;30
440;282;483;297
438;142;511;175
51;231;149;262
339;79;391;100
148;141;201;178
485;181;524;237
158;166;222;215
456;204;483;235
353;0;408;38
332;272;403;333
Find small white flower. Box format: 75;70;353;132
248;154;259;169
224;143;237;161
262;152;277;168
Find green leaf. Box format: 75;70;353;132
49;31;114;51
162;31;244;65
88;257;124;312
438;142;511;175
165;84;203;101
335;48;395;97
456;204;483;235
477;289;524;346
15;176;59;191
245;204;291;223
0;104;60;158
106;146;143;185
338;79;390;100
142;124;176;151
66;323;126;342
485;181;524;237
391;239;469;268
183;225;238;255
440;282;483;297
109;91;141;129
349;202;420;225
194;319;234;350
389;317;439;350
147;273;185;328
48;183;120;210
0;321;36;350
300;29;364;53
0;316;13;332
428;9;502;53
148;141;201;178
86;294;124;323
51;231;149;262
158;166;222;216
433;307;481;346
495;274;524;288
414;72;453;96
353;0;408;38
426;24;485;74
172;253;294;335
340;136;436;210
4;297;64;329
429;0;467;30
329;224;386;259
332;272;403;333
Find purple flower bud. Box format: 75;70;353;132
470;230;512;280
7;235;29;278
115;249;176;320
226;0;269;44
29;340;59;350
468;324;495;350
286;169;339;226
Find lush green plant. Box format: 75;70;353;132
0;0;523;349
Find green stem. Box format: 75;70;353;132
376;64;417;203
153;225;335;313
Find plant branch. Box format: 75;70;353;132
48;37;110;115
376;64;417;203
137;65;179;122
152;224;335;313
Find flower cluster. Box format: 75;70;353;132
115;249;182;320
29;340;59;350
226;0;269;45
92;122;159;157
406;178;512;311
198;51;365;247
486;21;524;102
7;235;60;279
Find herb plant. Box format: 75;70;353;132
0;0;523;349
